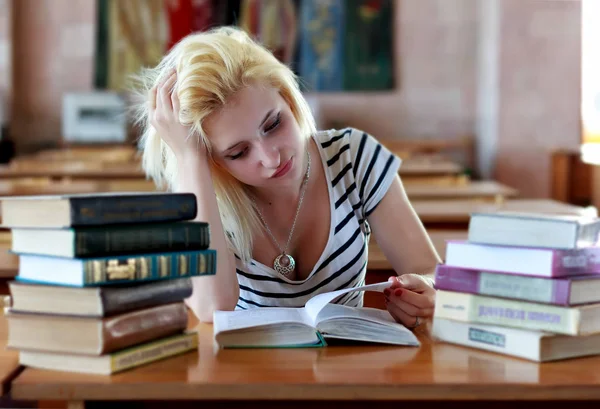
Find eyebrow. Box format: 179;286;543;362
221;109;274;154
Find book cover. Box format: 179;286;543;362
434;290;600;336
9;278;194;317
1;192;197;228
11;221;210;258
16;249;216;287
434;265;600;306
18;331;198;375
432;317;600;362
7;303;188;355
445;240;600;277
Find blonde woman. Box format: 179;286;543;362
133;27;440;328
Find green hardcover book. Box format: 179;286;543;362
15;249;217;287
11;221;210;258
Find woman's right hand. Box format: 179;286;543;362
149;69;201;160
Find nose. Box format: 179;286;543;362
258;142;280;169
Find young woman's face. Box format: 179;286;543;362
205;84;307;190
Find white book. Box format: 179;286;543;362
432;317;600;362
468;211;600;249
213;282;420;348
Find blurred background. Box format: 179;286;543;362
0;0;598;278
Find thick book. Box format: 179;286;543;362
467;212;600;249
435;265;600;306
214;282;420;348
18;331;198;375
444;240;600;277
15;249;216;287
434;290;600;336
432;317;600;362
7;302;188;355
0;192;197;228
8;278;193;317
11;221;210;258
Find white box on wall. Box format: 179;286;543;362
62;92;127;144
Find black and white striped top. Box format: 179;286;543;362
235;128;401;310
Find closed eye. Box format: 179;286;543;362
228;147;248;160
263;112;281;133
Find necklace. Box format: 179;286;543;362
253;150;311;277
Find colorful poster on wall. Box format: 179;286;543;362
95;0;241;91
343;0;394;91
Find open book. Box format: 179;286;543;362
213;282;420;348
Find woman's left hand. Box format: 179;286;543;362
384;274;436;329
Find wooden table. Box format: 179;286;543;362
412;198;596;225
404;180;518;202
10;313;600;408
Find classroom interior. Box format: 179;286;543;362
0;0;599;408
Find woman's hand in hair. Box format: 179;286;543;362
149;69;201;160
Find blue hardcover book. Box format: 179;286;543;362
298;0;345;92
14;249;216;287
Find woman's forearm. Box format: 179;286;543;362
175;153;239;322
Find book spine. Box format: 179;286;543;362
552;247;600;275
435;265;572;305
101;303;188;354
432;318;544;362
69;194;197;226
101;278;193;316
74;223;210;257
434;291;581;335
110;332;198;374
82;249;216;286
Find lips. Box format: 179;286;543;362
271;158;292;178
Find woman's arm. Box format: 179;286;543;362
150;70;238;323
175;154;239;323
367;174;440;327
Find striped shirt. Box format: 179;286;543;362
235;127;402;310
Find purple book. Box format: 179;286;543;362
435;264;600;306
444;240;600;277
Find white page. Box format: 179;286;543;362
213;307;311;334
304;282;391;324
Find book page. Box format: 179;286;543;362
304;282;391;324
315;304;420;346
213;307;312;334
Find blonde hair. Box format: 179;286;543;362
130;26;317;264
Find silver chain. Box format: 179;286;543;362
253;150;311;256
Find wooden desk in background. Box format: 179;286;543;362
404;180;518;202
412;198;596;226
10;313;600;408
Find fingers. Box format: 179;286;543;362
160;73;177;112
171;83;181;115
148;86;158;113
389;274;433;293
384;287;434;316
385;297;419;328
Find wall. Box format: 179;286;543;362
314;0;477;141
11;0;95;151
4;0;583;198
495;0;582;198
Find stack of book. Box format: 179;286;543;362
431;211;600;362
1;192;216;374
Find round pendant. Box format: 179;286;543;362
274;253;295;277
